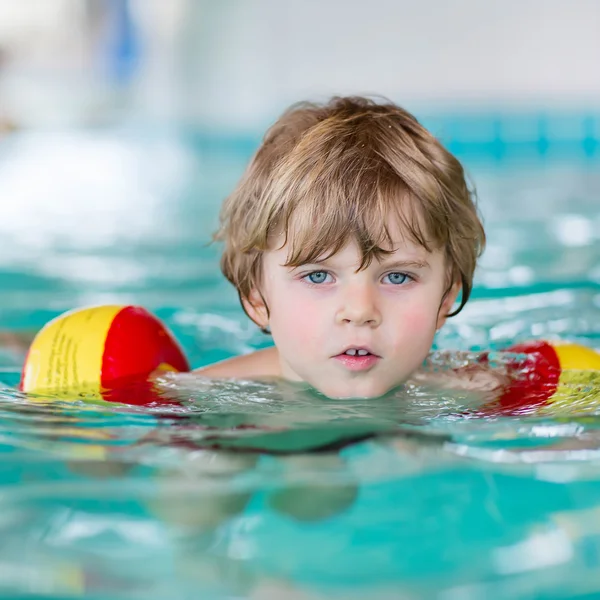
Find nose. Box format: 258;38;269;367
335;284;382;328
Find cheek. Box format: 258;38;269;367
268;286;327;345
392;302;439;338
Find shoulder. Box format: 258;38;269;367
194;346;281;380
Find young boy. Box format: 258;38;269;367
198;96;488;399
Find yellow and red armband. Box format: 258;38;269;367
20;305;190;405
490;340;600;414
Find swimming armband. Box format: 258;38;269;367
20;305;190;404
488;340;600;414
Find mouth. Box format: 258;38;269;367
333;347;381;372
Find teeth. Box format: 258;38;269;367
344;349;370;356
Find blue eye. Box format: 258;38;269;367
384;272;409;285
305;271;331;284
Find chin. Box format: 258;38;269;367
317;379;394;400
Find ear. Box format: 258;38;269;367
436;281;461;330
242;288;269;330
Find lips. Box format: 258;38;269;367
333;347;381;372
336;346;379;358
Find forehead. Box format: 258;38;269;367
271;209;436;255
267;227;443;270
374;211;434;251
262;164;452;276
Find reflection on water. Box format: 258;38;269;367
0;373;597;597
0;132;599;598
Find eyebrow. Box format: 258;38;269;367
380;259;431;270
304;258;431;270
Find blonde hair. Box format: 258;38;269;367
216;96;485;323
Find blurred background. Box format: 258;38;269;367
1;5;600;598
0;0;599;365
1;0;600;128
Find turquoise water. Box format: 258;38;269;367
0;121;599;599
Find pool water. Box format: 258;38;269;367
0;124;599;599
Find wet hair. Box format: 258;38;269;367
215;96;485;325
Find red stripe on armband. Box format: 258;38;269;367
493;340;561;414
100;306;190;406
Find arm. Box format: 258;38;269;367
0;330;37;355
194;346;281;380
409;350;510;393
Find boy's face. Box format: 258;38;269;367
246;223;459;399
